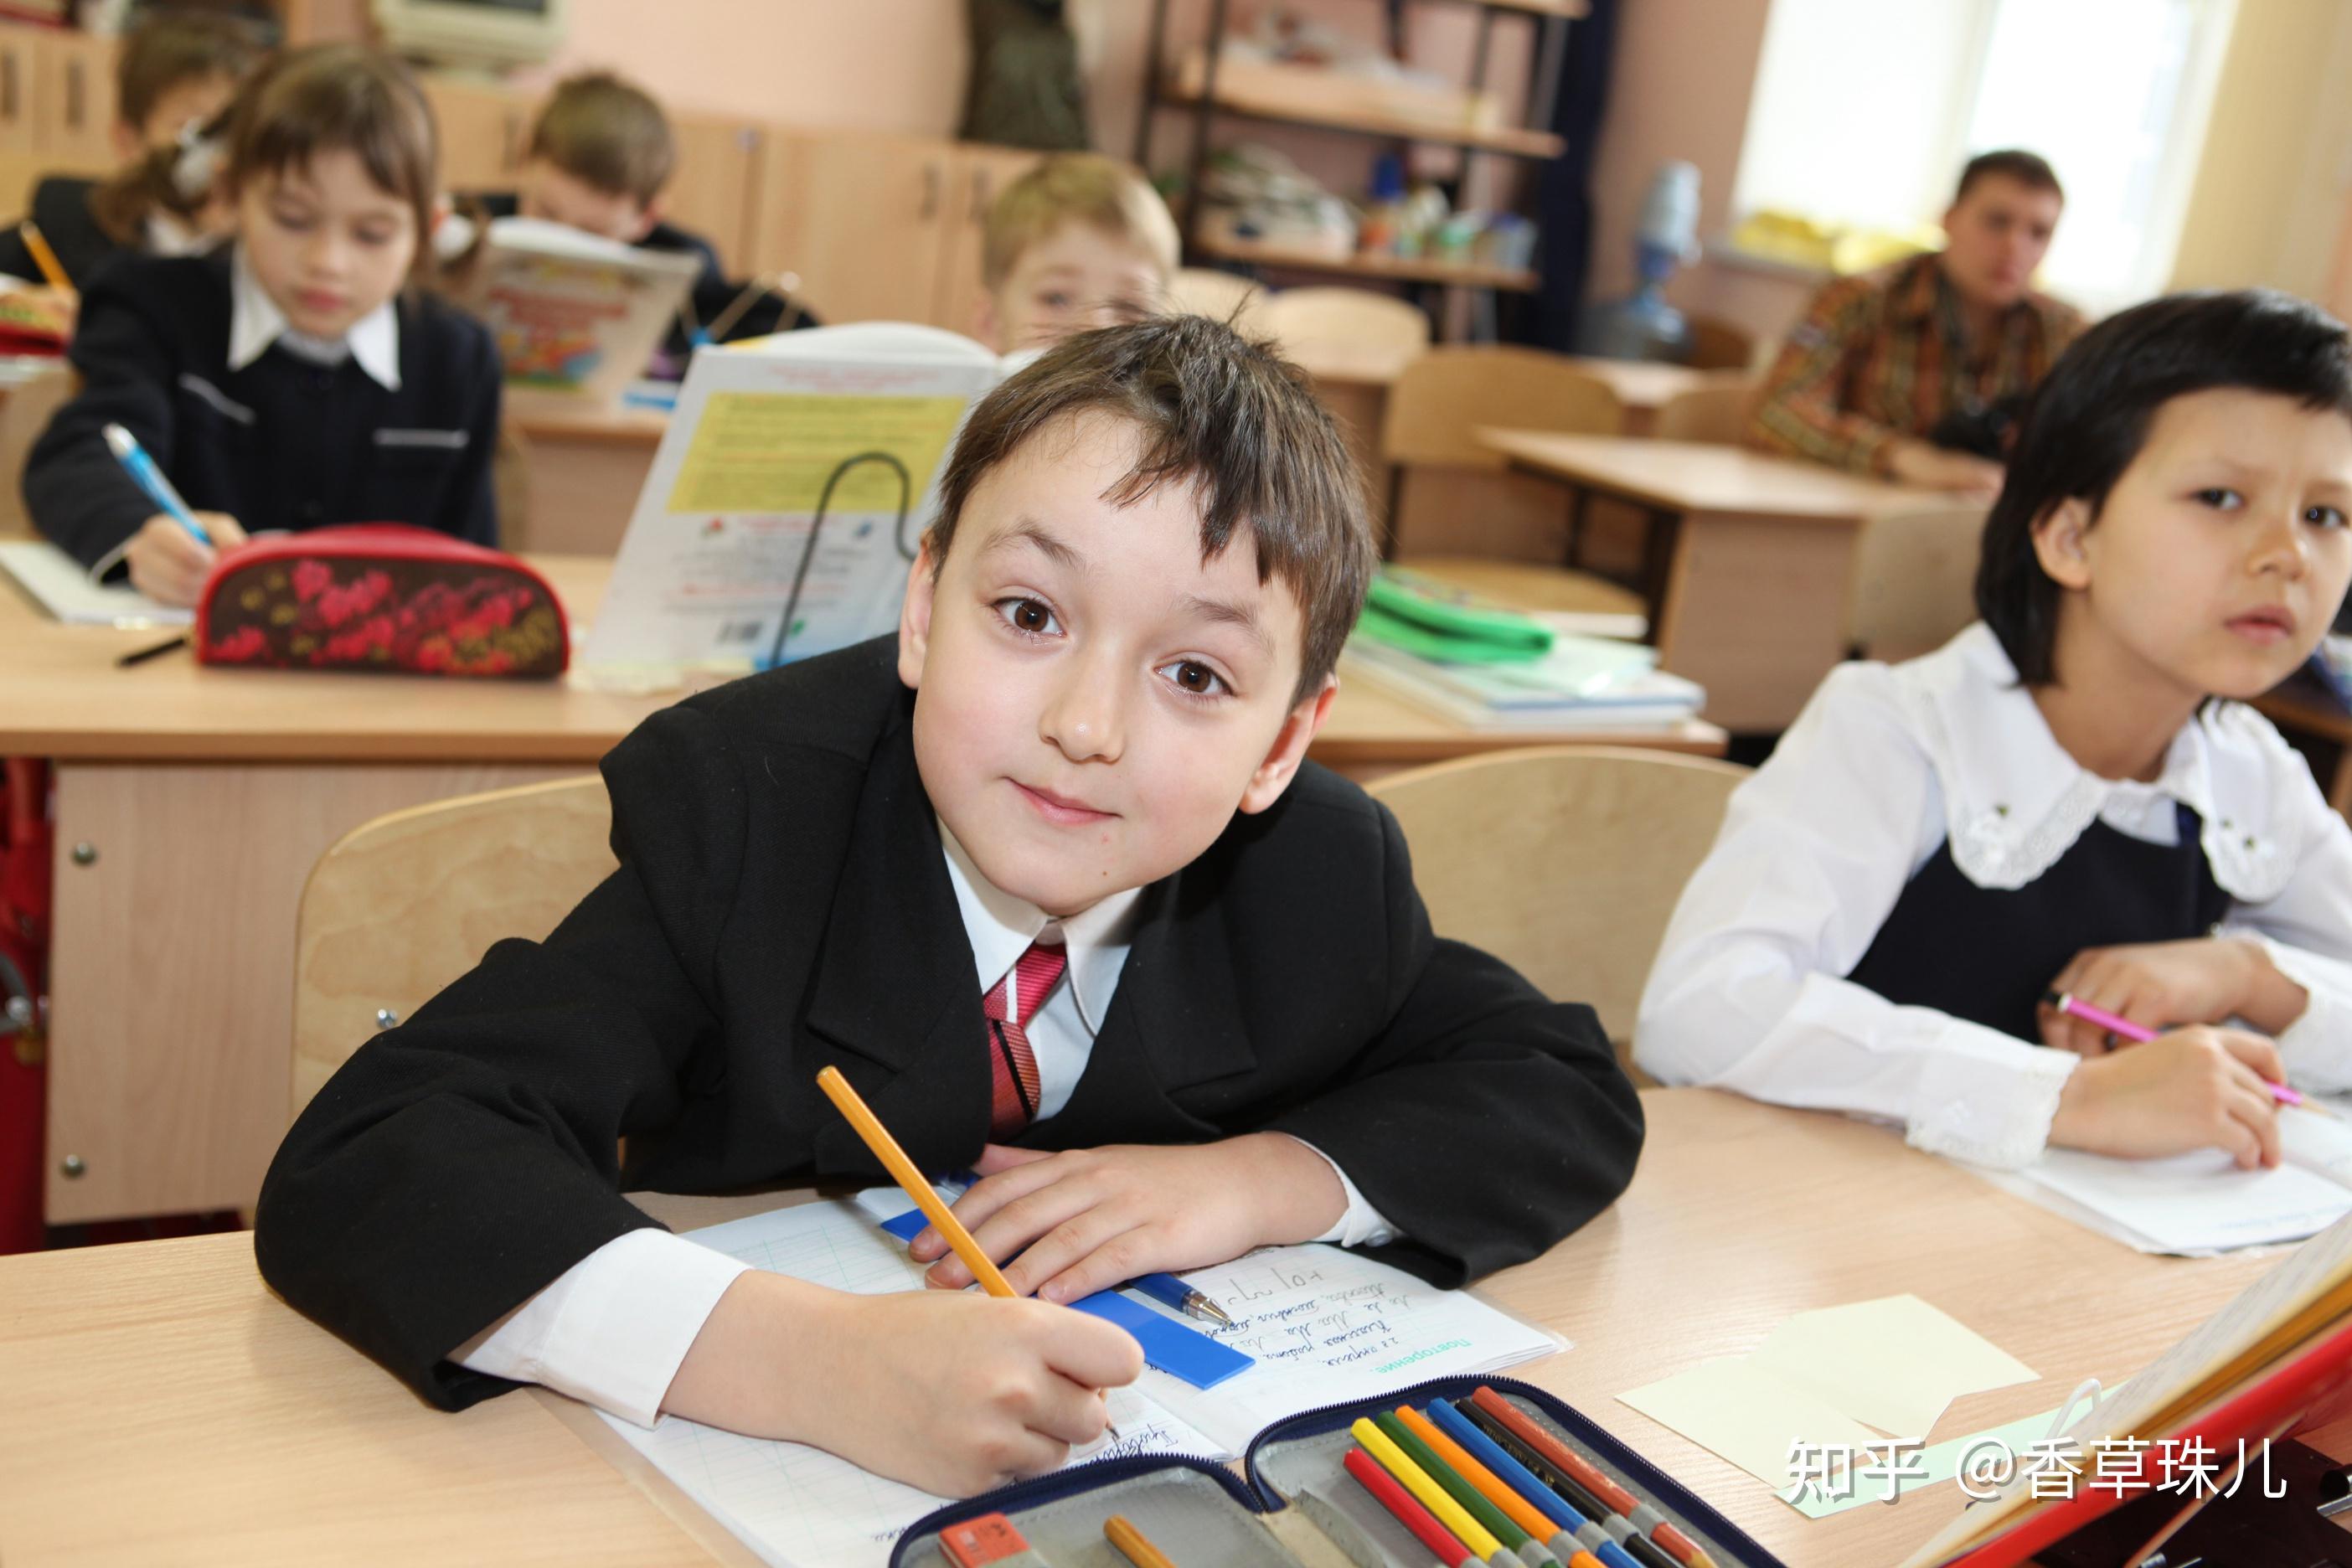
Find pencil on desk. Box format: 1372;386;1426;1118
1101;1514;1178;1568
18;220;68;291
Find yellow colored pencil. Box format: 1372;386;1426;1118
1104;1514;1179;1568
1353;1416;1509;1562
813;1065;1014;1298
18;220;68;291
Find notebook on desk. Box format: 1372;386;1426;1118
0;539;191;628
596;1196;1560;1568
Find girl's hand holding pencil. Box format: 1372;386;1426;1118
124;508;247;606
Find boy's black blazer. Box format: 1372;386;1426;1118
255;637;1643;1411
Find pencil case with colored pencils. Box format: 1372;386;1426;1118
893;1375;1788;1568
193;524;570;678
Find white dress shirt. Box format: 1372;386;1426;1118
454;821;1398;1426
228;244;400;389
1638;623;2352;1171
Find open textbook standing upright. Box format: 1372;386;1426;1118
580;324;1020;680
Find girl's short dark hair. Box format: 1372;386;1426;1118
1977;289;2352;683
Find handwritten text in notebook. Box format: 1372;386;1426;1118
1138;1243;1562;1455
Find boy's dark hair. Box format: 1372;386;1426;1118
527;72;674;206
1977;289;2352;683
117;9;260;135
929;314;1375;704
1954;149;2063;205
223;46;439;276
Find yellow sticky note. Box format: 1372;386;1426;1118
1619;1356;1885;1489
665;392;969;514
1750;1295;2037;1439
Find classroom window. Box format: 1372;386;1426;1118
1730;0;2234;312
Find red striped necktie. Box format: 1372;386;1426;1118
984;939;1067;1137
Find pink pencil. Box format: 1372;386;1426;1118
2044;990;2339;1117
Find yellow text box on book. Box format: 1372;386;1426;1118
665;393;969;514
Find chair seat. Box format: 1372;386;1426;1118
1399;555;1648;622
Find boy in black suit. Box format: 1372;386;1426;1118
256;315;1643;1498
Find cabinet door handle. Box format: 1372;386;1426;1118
65;58;83;131
920;162;941;221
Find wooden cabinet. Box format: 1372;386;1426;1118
36;30;116;173
752;129;957;328
420;76;529;193
663;111;759;272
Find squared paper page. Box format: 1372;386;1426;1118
1747;1296;2036;1438
595;1200;1223;1568
2018;1147;2352;1253
1618;1357;1883;1490
1134;1245;1565;1455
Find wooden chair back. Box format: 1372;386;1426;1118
1845;503;1989;663
290;776;613;1118
1367;745;1750;1054
0;363;78;539
1165;267;1266;326
1258;286;1430;361
1649;375;1755;445
1685;314;1757;372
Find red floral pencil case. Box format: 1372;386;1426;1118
193;524;570;678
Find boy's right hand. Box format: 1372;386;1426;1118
2046;1026;2286;1169
659;1268;1144;1498
126;510;246;606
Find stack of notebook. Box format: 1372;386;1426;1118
1341;565;1704;731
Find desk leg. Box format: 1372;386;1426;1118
1638;506;1682;647
45;760;585;1225
1653;511;1856;733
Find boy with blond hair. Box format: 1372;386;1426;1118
977;152;1179;351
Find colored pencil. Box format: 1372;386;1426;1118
18;220;68;290
1426;1400;1639;1568
1397;1406;1603;1568
815;1065;1013;1297
1469;1390;1714;1568
1343;1447;1478;1568
1374;1410;1559;1565
1353;1417;1516;1567
1103;1514;1178;1568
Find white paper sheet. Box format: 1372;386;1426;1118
0;539;190;627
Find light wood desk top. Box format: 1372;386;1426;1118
512;405;671;446
0;555;1723;769
0;1090;2294;1567
1566;357;1720;411
1482;429;1937;523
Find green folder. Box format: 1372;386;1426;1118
1358;566;1555;664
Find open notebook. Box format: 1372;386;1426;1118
596;1196;1559;1568
1964;1091;2352;1255
0;540;190;628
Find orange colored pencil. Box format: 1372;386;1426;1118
1396;1404;1596;1562
1104;1514;1179;1568
814;1065;1013;1297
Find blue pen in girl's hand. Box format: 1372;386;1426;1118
102;422;210;547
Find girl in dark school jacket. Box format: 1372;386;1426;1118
23;44;502;606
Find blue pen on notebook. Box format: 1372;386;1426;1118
103;422;209;547
1132;1271;1233;1327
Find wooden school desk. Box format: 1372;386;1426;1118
507;406;669;558
1480;430;1954;730
1;557;1723;1227
0;1088;2310;1567
1565;358;1719;437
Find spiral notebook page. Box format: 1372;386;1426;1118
595;1200;1224;1568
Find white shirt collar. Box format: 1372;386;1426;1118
1895;623;2302;899
228;245;401;390
937;819;1142;1033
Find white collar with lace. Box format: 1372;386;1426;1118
1893;623;2306;900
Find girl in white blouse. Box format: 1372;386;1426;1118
1639;289;2352;1173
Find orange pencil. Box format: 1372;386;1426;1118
1104;1514;1179;1568
814;1064;1014;1297
1396;1406;1603;1568
18;220;68;291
